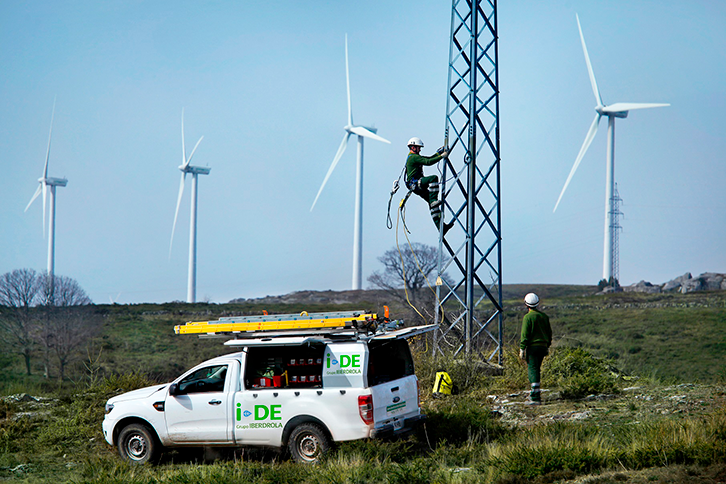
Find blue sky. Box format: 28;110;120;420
1;1;724;304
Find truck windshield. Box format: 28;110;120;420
367;339;415;386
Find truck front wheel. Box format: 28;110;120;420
117;423;159;464
288;423;330;463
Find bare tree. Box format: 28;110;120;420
368;243;442;323
0;269;41;375
36;273;93;379
39;273;93;307
43;306;99;381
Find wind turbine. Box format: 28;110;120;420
170;109;210;303
554;14;669;282
25;99;67;287
310;34;391;290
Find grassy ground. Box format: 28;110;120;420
1;345;725;483
1;289;725;482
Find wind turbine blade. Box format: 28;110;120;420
41;182;47;238
187;136;204;165
345;34;352;126
350;126;391;144
310;133;350;211
601;102;670;113
44;99;56;179
181;108;187;167
576;14;603;106
170;172;187;256
554;113;601;212
25;185;42;212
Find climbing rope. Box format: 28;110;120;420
393;190;445;326
386;143;451;326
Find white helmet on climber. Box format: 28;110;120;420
407;137;424;148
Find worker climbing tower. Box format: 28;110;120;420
434;0;503;362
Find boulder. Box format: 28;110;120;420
663;272;692;292
600;285;622;294
680;278;704;293
699;273;724;291
623;280;661;294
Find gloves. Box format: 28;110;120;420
519;348;526;360
440;150;449;158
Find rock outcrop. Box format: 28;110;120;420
623;272;725;294
623;280;661;294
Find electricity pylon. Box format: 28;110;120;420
434;0;503;363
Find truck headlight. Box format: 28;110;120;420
105;403;114;414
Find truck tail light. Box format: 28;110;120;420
358;394;373;425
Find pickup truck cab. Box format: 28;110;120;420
102;320;433;464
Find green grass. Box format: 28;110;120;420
2;289;726;482
1;365;725;483
499;290;726;384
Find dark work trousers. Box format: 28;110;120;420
526;346;548;402
411;175;441;228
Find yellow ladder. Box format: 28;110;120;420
174;310;376;335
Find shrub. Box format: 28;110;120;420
544;347;618;399
421;397;506;446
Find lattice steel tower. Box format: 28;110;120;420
433;0;502;362
610;183;623;285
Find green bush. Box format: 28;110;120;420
421;397;506;446
544;347;618;399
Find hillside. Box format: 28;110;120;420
1;285;723;389
1;288;725;482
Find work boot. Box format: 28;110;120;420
442;221;454;236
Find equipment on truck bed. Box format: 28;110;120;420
174;309;399;339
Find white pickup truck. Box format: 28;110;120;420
102;322;433;464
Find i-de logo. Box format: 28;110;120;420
326;352;362;374
326;353;361;368
236;403;283;429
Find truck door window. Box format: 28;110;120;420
178;364;227;394
367;340;414;385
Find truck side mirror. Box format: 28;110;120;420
169;383;179;396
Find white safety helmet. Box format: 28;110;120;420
524;292;540;308
407;137;424;148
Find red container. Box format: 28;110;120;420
273;376;283;387
256;377;272;387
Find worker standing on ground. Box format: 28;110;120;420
405;137;454;235
519;293;552;405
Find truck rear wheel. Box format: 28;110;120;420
117;423;159;464
288;423;330;464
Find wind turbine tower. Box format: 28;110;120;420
170;109;210;303
310;34;390;290
554;14;668;283
25;100;67;289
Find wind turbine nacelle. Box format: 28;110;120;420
44;177;68;187
188;166;211;175
596;106;628;118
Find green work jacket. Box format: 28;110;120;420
406;152;443;182
520;309;552;349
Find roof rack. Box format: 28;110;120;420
174;310;378;337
